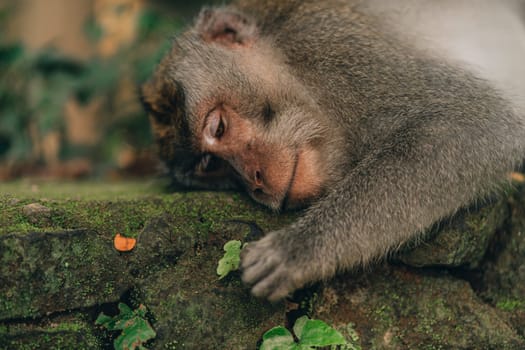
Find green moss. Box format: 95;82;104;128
1;180;164;199
0;181;294;347
1;181;295;321
1;180;285;238
0;316;101;350
496;299;525;312
137;220;284;349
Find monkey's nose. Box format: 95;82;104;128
254;170;263;187
246;167;266;195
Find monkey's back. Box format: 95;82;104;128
364;0;525;110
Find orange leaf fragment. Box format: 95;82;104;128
114;233;137;252
510;172;525;183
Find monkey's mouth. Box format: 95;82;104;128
280;146;323;210
251;149;319;211
280;153;300;211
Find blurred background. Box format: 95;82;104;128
0;0;221;181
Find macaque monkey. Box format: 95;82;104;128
141;0;525;301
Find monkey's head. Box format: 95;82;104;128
141;7;337;210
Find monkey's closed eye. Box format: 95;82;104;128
216;118;225;138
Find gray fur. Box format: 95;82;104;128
145;0;525;300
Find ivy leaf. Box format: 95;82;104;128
297;319;347;347
261;317;348;350
217;240;242;279
96;303;156;350
260;326;298;350
95;313;116;329
118;302;133;315
114;316;156;350
292;315;309;339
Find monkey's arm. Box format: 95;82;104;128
242;106;524;301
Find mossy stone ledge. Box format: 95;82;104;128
0;180;524;349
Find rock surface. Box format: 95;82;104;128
0;180;524;349
398;197;509;268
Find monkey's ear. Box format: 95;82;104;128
140;79;172;126
195;7;258;47
140;77;185;130
141;78;190;164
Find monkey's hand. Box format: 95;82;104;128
241;226;333;301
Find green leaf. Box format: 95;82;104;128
135;304;148;318
260;326;298;350
95;303;156;350
297;319;347;347
95;313;114;327
292;316;309;339
118;302;133;315
217;240;242;279
114;317;156;350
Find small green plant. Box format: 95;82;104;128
260;316;348;350
96;303;156;350
217;240;242;279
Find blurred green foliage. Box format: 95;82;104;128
0;1;211;175
0;43;33;159
0;45;87;160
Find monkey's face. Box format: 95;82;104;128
141;8;331;210
195;100;327;210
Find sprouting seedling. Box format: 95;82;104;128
217;240;243;279
96;303;156;350
260;316;350;350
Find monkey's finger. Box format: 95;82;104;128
240;238;276;269
267;284;293;302
242;253;280;285
239;243;258;268
251;267;289;300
